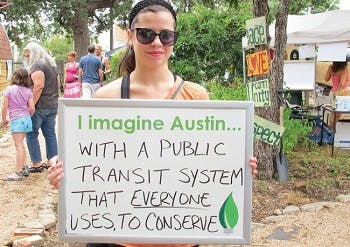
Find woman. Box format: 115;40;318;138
63;51;81;98
48;0;258;246
324;61;349;126
94;44;111;85
324;61;349;94
24;41;60;172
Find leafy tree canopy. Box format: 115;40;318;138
0;0;342;58
170;2;252;84
0;0;129;56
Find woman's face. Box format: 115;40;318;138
129;10;175;70
23;50;30;67
67;54;76;62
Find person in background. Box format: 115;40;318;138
324;61;350;126
22;53;30;68
79;45;104;98
24;41;60;172
63;51;81;98
95;44;111;85
48;1;258;246
1;68;35;181
324;61;349;94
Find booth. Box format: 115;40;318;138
268;10;350;152
243;10;350;105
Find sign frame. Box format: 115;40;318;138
58;99;254;245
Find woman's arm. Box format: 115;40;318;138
324;65;333;82
28;97;35;116
1;95;9;127
31;71;45;105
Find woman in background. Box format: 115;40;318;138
324;61;349;126
24;41;59;172
63;51;81;98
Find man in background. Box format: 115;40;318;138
79;45;103;98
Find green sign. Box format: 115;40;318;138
246;79;270;107
254;116;284;146
246;16;267;46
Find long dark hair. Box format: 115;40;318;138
10;68;31;88
118;3;176;75
332;61;348;73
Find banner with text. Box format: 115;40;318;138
246;50;270;76
58;99;254;245
246;16;267;46
254;116;285;146
246;79;270;107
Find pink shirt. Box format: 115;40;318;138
65;62;79;83
331;74;349;92
331;75;341;92
4;85;33;121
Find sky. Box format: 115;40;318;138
339;0;350;9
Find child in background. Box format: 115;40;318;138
1;68;35;181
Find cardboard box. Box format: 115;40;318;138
334;121;350;148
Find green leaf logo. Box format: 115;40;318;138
219;192;239;229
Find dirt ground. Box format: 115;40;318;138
0;129;349;246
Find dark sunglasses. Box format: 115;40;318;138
131;28;178;46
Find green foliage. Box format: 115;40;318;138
107;48;127;81
282;109;316;154
269;0;338;19
206;82;317;155
170;3;252;85
42;35;74;60
206;79;247;100
175;0;242;12
288;0;339;14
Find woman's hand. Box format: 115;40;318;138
249;157;258;178
47;161;64;189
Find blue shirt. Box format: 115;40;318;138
79;54;102;84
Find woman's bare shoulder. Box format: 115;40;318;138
94;78;122;99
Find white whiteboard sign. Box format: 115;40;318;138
317;42;347;62
283;61;315;90
58;99;254;245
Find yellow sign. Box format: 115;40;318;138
246;50;269;76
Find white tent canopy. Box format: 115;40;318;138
269;10;350;45
242;10;350;90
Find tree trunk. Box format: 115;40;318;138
252;0;290;179
71;12;89;60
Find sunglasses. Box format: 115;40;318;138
131;28;178;46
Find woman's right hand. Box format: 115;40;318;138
47;161;64;189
